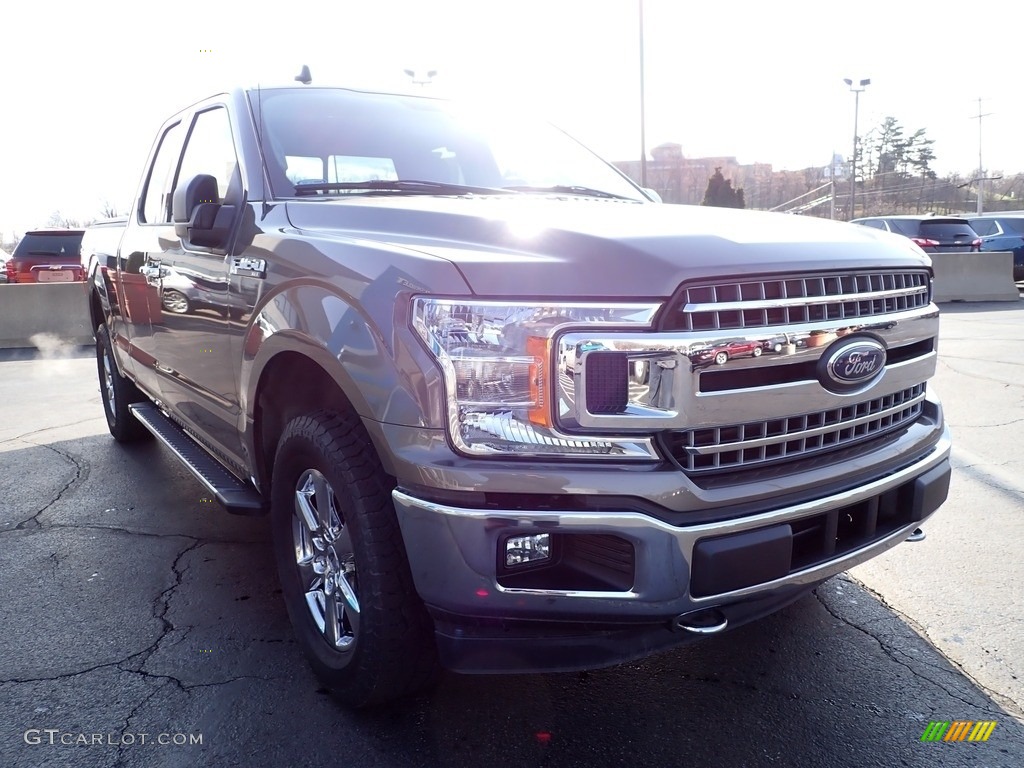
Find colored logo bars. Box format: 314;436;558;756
920;721;997;742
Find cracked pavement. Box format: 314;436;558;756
2;306;1023;768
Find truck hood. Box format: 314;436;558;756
285;196;930;298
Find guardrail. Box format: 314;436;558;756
0;282;93;349
930;251;1020;303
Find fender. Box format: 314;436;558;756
240;280;449;434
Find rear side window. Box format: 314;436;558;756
888;220;922;237
1001;218;1024;234
859;219;888;231
969;220;999;237
141;122;185;224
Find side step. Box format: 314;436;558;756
129;403;265;515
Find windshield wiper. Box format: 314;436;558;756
293;179;515;197
501;184;633;200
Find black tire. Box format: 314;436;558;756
270;409;438;707
96;323;151;443
752;346;762;357
714;351;728;365
161;289;191;314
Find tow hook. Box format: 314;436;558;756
672;607;728;635
906;528;926;542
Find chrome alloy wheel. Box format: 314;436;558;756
102;346;116;416
161;290;190;314
292;469;360;650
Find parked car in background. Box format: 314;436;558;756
851;215;981;253
690;339;764;367
5;229;85;283
967;214;1024;281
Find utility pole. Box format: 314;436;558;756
829;152;840;220
639;0;648;188
971;97;993;214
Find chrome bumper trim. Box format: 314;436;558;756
392;428;951;617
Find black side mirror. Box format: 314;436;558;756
172;173;236;248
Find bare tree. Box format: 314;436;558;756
99;200;121;219
45;210;87;229
2;231;20;253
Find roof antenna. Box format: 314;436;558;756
295;65;312;85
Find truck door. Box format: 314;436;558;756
113;120;186;398
150;105;247;467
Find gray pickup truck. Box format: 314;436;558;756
83;83;951;707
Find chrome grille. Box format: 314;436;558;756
664;271;931;332
665;384;926;474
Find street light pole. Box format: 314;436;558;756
844;78;870;220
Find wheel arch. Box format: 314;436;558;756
88;285;105;331
249;347;401;498
241;282;442;491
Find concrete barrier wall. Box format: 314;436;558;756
931;251;1020;303
0;283;94;349
1;254;1015;349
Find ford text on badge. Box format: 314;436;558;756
821;338;887;391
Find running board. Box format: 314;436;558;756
129;403;265;515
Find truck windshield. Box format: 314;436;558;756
255;88;647;202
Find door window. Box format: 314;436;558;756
176;107;240;203
140;122;185;224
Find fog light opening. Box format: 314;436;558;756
505;533;552;568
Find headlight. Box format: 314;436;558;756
412;298;661;458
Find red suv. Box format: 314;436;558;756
690;340;764;367
5;229;85;283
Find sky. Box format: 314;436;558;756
1;0;1019;238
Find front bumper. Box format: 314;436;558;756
392;429;951;673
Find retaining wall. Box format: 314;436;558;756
0;283;93;349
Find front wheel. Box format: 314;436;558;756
161;289;191;314
95;323;150;443
270;410;437;707
714;351;728;365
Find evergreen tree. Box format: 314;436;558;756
865;117;936;180
701;167;745;208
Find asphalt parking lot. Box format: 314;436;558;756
1;301;1022;768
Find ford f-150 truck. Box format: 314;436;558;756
83;82;951;707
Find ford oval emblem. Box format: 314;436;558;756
819;338;886;392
